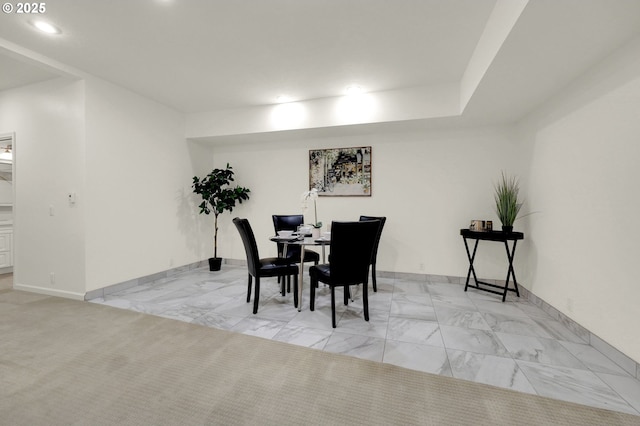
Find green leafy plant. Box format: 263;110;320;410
192;163;250;259
494;171;522;229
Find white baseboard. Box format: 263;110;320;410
13;283;85;300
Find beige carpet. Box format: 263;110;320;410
1;287;638;426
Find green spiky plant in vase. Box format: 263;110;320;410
494;172;522;233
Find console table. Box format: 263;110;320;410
460;229;524;302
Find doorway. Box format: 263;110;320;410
0;133;14;278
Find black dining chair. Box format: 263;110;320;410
359;215;386;292
233;217;299;314
272;214;320;290
309;220;380;328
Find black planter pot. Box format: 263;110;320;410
502;225;513;233
208;257;223;271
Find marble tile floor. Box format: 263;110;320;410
89;265;640;416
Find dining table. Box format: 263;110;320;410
270;234;330;312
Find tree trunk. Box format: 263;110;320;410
214;213;219;258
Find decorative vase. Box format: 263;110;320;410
502;225;513;233
311;227;321;239
208;257;222;271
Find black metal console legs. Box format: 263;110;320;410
460;229;524;302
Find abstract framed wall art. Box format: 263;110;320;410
309;146;371;196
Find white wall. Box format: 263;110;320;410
519;36;640;363
84;78;210;291
0;75;214;296
208;125;529;279
0;77;87;298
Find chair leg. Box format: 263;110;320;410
293;273;299;308
344;286;349;305
363;280;369;322
281;275;286;296
253;276;260;314
313;261;318;288
330;286;337;328
310;276;316;311
371;262;377;292
287;274;291;293
246;274;252;303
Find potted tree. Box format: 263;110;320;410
494;171;522;233
192;163;250;271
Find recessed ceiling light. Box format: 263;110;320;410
31;20;61;34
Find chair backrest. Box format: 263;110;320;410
233;217;260;276
272;214;305;232
272;215;304;257
359;215;386;263
328;220;380;285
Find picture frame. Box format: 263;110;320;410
309;146;371;196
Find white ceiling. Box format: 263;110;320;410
1;0;640;126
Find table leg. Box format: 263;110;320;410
298;244;305;312
463;238;480;292
502;240;520;301
281;243;289;297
